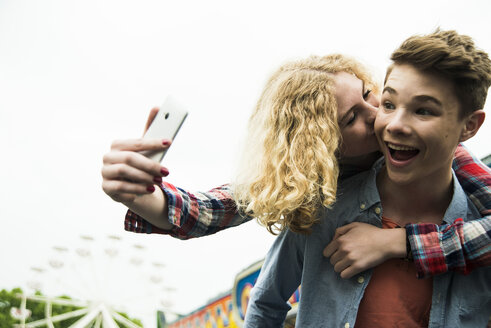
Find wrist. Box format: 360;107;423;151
388;228;407;259
124;188;172;229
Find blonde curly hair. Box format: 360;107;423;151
233;54;379;234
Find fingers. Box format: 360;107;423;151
326;244;353;277
333;222;358;238
102;107;173;206
110;138;172;152
332;257;352;276
329;245;346;266
323;238;348;270
101;165;163;205
324;223;355;257
339;265;361;279
102;178;155;197
103;150;166;178
328;247;365;279
101;138;171;204
324;228;362;279
323;239;338;258
102;162;162;186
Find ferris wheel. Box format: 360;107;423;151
15;234;176;327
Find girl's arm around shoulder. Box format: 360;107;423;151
322;144;490;280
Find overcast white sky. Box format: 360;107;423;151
1;0;490;327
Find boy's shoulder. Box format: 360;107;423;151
445;170;482;224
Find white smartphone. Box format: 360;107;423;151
140;96;188;163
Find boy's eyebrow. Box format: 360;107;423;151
382;86;442;107
413;95;442;107
382;86;397;94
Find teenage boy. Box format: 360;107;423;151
244;29;491;327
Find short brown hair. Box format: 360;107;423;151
388;29;491;118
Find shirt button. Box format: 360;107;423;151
374;207;381;215
345;323;350;328
360;203;366;210
357;276;365;284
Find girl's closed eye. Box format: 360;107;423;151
347;112;357;125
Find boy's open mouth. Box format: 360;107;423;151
387;142;420;162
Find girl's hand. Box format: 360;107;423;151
323;222;406;279
101;138;171;204
101;107;170;205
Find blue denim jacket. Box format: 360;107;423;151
244;159;491;328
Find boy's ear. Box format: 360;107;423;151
460;110;485;142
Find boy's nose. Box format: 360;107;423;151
386;109;411;136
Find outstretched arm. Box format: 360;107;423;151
125;182;251;239
103;108;249;239
324;144;491;278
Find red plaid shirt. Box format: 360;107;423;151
125;144;491;278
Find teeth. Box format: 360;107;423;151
387;143;417;151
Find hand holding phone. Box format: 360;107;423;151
140;96;188;162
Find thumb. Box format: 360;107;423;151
332;222;356;240
143;107;160;135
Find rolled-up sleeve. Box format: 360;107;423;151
125;182;251;239
407;217;491;278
